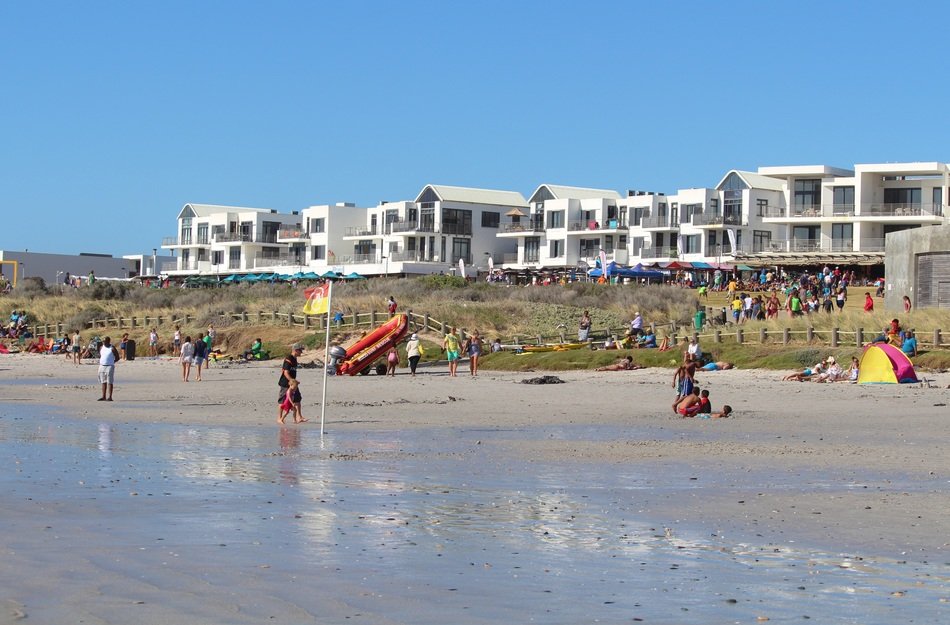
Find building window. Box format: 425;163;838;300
524;237;541;263
684;235;700;254
180;218;192;245
547;210;565;229
884;188;922;207
211;251;223;266
833;186;854;213
579;238;600;258
756;199;768;217
753;230;771;253
793;179;821;212
681;203;701;223
312;245;326;260
550;240;564;258
934;187;943;212
310;218;325;233
831;224;852;251
196;223;209;244
481;211;500;228
442;208;472;235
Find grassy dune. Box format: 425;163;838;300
5;276;948;370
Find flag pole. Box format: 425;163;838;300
320;280;334;435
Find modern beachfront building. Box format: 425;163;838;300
161;204;304;276
336;184;526;276
158;161;949;278
500;162;948;272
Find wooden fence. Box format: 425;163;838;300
24;310;946;350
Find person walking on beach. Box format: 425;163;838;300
405;333;422;376
148;327;159;357
179;336;195;381
278;343;307;424
71;329;82;365
97;336;119;401
463;330;483;376
442;327;461;377
173;325;181;356
193;332;208;381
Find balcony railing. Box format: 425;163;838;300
343;227;378;237
638;247;678;259
161;260;215;272
500;219;545;233
763;203;944;219
252;255;306;268
690;213;745;227
640;216;677;229
214;232;252;243
737;238;888;255
389;220;438;233
568;219;627;231
277;228;308;240
334;253;377;264
502;253;519;264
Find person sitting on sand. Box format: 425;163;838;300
783;361;824;382
848;356;860;382
675;388;703;417
815;357;844;382
596;355;642;372
244;338;264;361
636;330;657;349
901;330;918;357
700;361;734;371
683;336;702;364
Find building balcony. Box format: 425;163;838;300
737;237;887;255
637;247;678;259
342;227;379;239
567;219;627;232
639;216;678;230
277;228;309;242
498;219;545;235
389;220;438;234
762;203;944;220
162;236;209;248
252;255;307;268
690;213;746;227
213;232;278;244
160;260;215;273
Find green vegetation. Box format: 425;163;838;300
5;277;949;371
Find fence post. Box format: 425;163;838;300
424;313;430;332
831;328;839;347
288;313;294;327
671;332;678;347
714;329;721;343
783;328;790;345
56;322;63;336
257;311;263;324
370;311;377;326
440;320;447;335
303;315;310;329
130;316;136;328
933;329;941;348
736;328;743;344
44;323;50;337
271;310;278;322
806;327;814;343
856;328;863;347
759;328;767;344
242;312;248;323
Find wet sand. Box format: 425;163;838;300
1;353;948;623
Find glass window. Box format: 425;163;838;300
579;238;600;258
753;230;771;253
934;187;943;211
211;251;223;266
756;199;768;217
547;210;565;229
833;186;854;211
684;235;700;254
310;218;325;233
312;245;326;260
196;223;209;244
720;172;748;191
549;239;564;258
442;209;472;235
524;237;541;263
884;188;921;206
481;212;500;228
793;179;821;211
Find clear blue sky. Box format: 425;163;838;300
3;1;949;255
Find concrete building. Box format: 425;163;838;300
161;203;303;276
884;225;950;310
0;249;172;286
339;184;526;276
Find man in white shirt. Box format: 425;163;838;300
98;336;119;401
684;336;702;364
630;312;643;336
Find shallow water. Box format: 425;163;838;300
0;405;947;624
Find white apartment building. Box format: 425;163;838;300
499;185;624;270
282;202;368;272
159;161;948;279
161;204;303;275
338;184;525;276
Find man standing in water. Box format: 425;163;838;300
97;336;119;401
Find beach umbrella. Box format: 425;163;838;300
321;270;341;279
301;271;321;279
343;272;366;280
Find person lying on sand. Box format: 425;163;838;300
700;361;734;371
783;361;824;382
595;355;643;371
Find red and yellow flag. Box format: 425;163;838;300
302;283;330;315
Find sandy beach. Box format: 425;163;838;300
1;352;948;624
